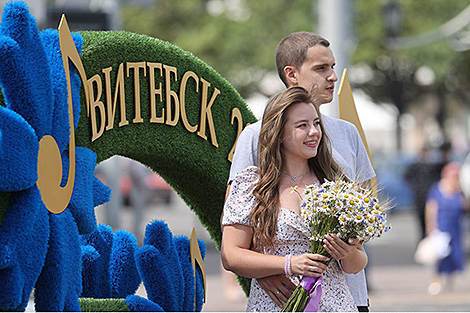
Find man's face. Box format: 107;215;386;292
294;45;338;105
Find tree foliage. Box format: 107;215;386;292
122;0;315;97
354;0;470;95
353;0;470;144
121;0;470;140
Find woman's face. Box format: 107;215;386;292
281;102;322;163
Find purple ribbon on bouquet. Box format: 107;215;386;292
300;276;323;312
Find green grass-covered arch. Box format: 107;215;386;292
76;30;257;249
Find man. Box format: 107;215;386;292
404;146;436;241
404;142;452;241
226;32;375;311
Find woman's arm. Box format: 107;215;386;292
425;199;438;236
221;223;283;278
323;234;368;274
220;184;231;231
221;223;330;279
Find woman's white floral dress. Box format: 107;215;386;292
223;166;357;312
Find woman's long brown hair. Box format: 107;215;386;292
250;86;342;250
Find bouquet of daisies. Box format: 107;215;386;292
282;179;391;312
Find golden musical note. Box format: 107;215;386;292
190;227;206;310
36;15;91;214
338;68;378;197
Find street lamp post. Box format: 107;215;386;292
383;0;403;38
383;0;406;152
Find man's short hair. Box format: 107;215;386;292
275;32;330;87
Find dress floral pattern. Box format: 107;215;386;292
223;166;357;312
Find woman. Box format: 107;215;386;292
425;162;467;295
221;87;367;311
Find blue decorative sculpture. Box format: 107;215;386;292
0;2;207;311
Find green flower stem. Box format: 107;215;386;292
281;284;309;312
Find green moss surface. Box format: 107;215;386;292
77;30;257;251
79;298;129;312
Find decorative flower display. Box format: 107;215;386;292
78;221;206;312
0;2;110;311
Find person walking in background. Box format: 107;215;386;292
404;146;440;240
425;162;468;295
434;141;453;180
225;32;375;311
222;87;366;312
405;142;454;241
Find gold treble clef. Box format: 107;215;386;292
37;15;90;214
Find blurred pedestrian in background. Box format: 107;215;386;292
405;142;454;241
424;162;468;295
95;156;124;230
404;146;440;240
128;159;150;245
435;142;453;177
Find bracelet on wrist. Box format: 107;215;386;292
284;254;292;276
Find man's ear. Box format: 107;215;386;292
284;66;297;86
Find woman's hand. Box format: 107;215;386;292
323;234;357;260
323;234;368;274
257;274;296;308
290;254;330;277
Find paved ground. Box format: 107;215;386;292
100;192;470;312
201;212;470;312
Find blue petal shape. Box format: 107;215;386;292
93;175;112;207
173;236;195;312
136;221;184;312
64;147;106;235
174;236;207;312
0;1;53;138
126;295;164;312
80;226;141;299
41;29;83;152
0;105;38;191
82;244;99;263
34;209;82;312
0;186;49;311
81;243;101;298
80;224;114;298
109;230;141;298
136;244;181;312
133;221;207;312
